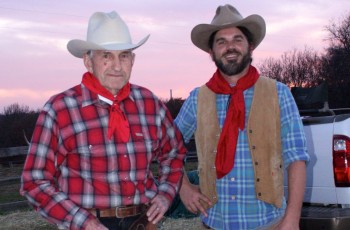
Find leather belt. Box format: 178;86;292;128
88;204;149;218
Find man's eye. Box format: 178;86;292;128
120;53;131;61
217;40;225;45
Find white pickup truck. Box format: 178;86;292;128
289;84;350;230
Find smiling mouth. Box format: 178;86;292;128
224;54;239;62
224;52;240;60
226;55;237;59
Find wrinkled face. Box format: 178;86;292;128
83;50;135;95
210;27;253;76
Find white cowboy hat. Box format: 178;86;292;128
67;11;150;58
191;4;266;53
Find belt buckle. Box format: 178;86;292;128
115;206;135;218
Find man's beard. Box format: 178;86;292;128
213;50;252;76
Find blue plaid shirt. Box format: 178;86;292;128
175;81;309;230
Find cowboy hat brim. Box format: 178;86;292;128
67;34;150;58
191;14;266;53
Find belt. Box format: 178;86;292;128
88;204;149;218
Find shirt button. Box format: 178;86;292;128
124;155;127;158
230;177;235;182
88;145;92;149
231;195;236;200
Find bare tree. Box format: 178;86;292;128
320;12;350;108
0;103;39;147
258;12;350;108
3;103;31;116
258;57;284;82
325;13;350;52
258;47;322;87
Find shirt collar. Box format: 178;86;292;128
98;95;113;105
81;83;134;107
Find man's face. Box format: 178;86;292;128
83;50;135;95
210;27;253;76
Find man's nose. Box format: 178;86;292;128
110;57;122;70
226;40;237;50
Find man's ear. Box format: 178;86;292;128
249;44;255;53
131;53;135;66
83;54;93;73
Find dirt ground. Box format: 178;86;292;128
0;210;202;230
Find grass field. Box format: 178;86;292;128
0;184;25;203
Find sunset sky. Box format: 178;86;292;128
0;0;349;112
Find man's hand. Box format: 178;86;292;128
274;160;307;230
274;216;299;230
179;173;211;217
85;218;108;230
146;194;170;225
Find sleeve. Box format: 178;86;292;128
20;106;94;230
174;88;199;143
278;83;310;168
155;100;187;203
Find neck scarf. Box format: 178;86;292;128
82;72;130;142
206;66;259;179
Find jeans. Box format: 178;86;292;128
99;212;152;230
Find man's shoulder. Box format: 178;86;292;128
43;84;82;111
48;85;81;102
189;86;201;97
130;84;158;100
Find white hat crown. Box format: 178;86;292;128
67;11;149;58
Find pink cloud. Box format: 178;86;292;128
0;0;349;112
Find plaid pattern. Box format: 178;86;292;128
20;83;186;229
175;81;309;230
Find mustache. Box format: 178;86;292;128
223;49;241;56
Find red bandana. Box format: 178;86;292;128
206;66;259;179
82;72;130;142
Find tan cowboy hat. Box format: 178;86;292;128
67;11;150;58
191;4;266;52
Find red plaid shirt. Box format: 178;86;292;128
20;82;186;229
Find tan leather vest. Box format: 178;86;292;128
195;77;283;209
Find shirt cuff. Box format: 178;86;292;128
70;208;95;230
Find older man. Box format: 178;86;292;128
175;4;309;230
20;11;186;230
